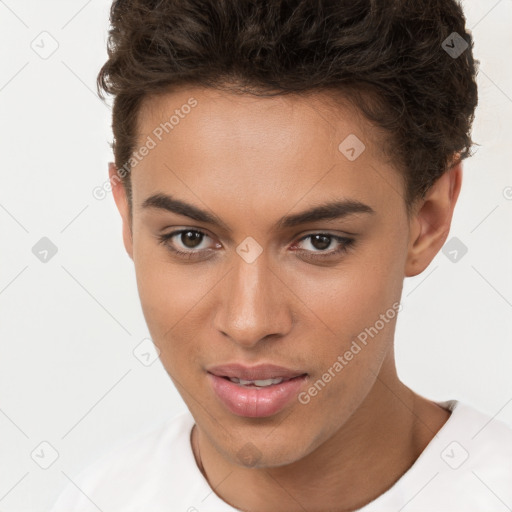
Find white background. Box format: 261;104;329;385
0;1;511;510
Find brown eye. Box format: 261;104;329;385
307;234;333;251
158;229;216;260
293;233;356;261
179;230;204;249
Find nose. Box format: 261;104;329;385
213;253;294;348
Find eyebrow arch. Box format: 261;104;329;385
141;193;375;231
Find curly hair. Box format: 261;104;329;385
97;0;478;214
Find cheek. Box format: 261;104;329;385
298;273;399;376
132;237;211;363
288;242;403;345
292;271;402;433
289;237;405;389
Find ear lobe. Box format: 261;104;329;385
405;161;463;277
108;162;134;260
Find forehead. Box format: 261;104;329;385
131;87;404;221
137;86;386;154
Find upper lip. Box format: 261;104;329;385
207;363;307;381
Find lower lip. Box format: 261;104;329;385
208;373;307;418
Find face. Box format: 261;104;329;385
114;87;426;468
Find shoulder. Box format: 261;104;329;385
362;399;512;512
450;399;512;473
432;399;512;507
49;411;199;511
415;399;512;508
445;399;512;461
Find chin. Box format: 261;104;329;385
231;444;307;470
218;424;318;469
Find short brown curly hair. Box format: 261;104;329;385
97;0;478;214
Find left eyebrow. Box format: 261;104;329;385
141;193;375;232
277;199;375;229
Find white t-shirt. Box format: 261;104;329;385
49;399;512;511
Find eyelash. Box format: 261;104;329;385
157;229;356;262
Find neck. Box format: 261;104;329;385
191;364;451;512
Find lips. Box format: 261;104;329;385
207;363;306;381
206;363;308;418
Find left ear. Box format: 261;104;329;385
109;162;134;260
405;158;463;277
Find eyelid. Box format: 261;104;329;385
159;226;357;243
292;233;355;257
158;227;356;261
295;227;359;238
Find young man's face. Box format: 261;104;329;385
112;87;447;468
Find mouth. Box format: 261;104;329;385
207;363;307;381
206;364;308;418
222;375;303;387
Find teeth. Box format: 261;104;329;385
228;377;285;387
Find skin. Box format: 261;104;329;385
110;86;460;511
